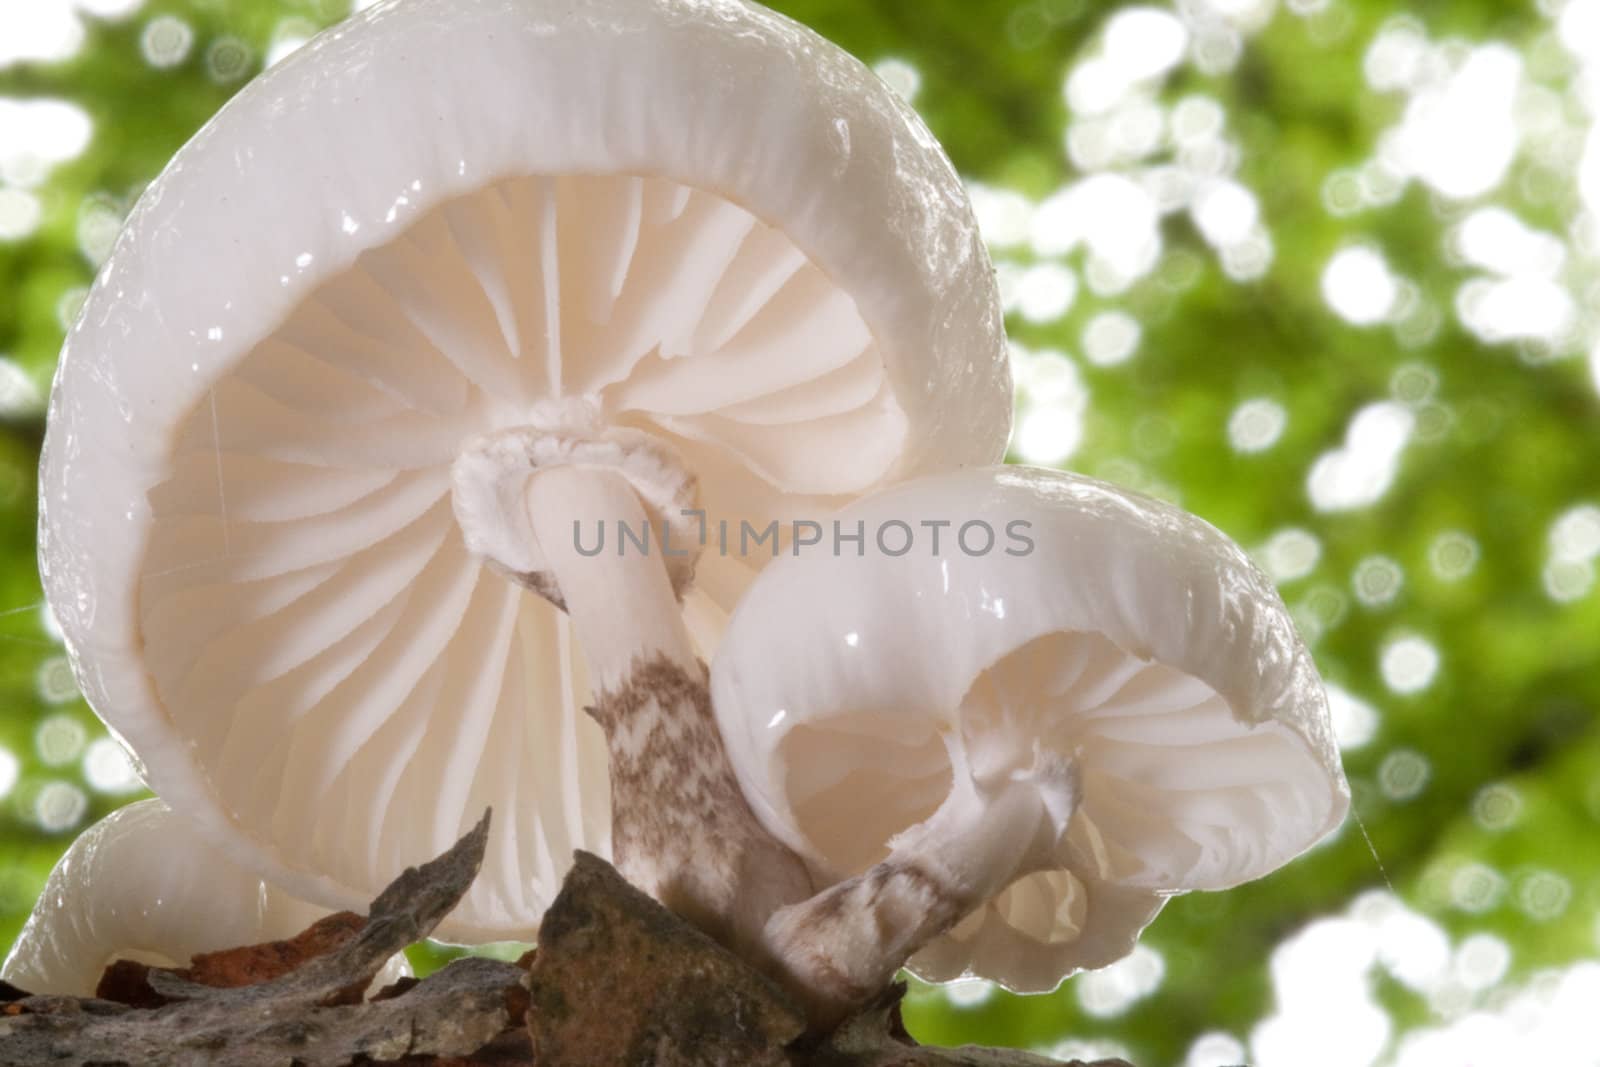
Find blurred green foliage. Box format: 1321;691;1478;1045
2;0;1599;1063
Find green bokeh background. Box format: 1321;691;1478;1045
2;1;1598;1063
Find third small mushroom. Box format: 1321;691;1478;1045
14;0;1349;1043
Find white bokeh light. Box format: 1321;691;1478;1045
1171;95;1225;145
1105;7;1189;81
0;0;141;68
1549;504;1600;563
1106;97;1165;162
1472;783;1523;832
1082;310;1141;366
1560;0;1600;62
1392;962;1600;1066
1190;23;1244;76
83;736;143;795
1352;555;1404;608
1580;126;1600;218
140;14;194;68
1371;900;1451;994
1228;397;1288;453
0;745;18;801
1454;207;1565;277
0;188;43;242
1252;918;1390;1067
266;36;308;67
33;779;88;833
1326;683;1379;750
1385;43;1523;200
76;0;144;15
1455;275;1577;346
0;358;42;415
1544;558;1597;602
1380;634;1440;694
1220;227;1274;281
1545;505;1600;602
1015;403;1085;466
1322;246;1399;325
34;713;86;767
1364;17;1429;92
873;57;922;103
1191;178;1260;247
1185;1031;1247;1067
0;98;93;188
40;603;64;643
1012;347;1089;465
1029;187;1080;255
1261;527;1321;583
1033;174;1162;291
1066;57;1134;117
35;654;79;704
1450;861;1506;913
1379;748;1432;800
1517;870;1572;921
1014;262;1077;324
0;1;86;68
77;195;123;266
1454;933;1511;992
1038;1038;1135;1063
1429;530;1479;580
205;36;253;84
267;18;319;68
1076;944;1165;1018
943;978;996;1008
969;182;1034;248
1308;402;1414;512
1293;585;1350;644
1388;362;1439;406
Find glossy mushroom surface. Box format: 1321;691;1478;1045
2;799;410;996
41;0;1008;942
713;465;1348;994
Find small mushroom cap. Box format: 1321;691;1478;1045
1;799;410;996
41;0;1006;939
712;466;1348;991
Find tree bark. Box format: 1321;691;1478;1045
0;815;1130;1067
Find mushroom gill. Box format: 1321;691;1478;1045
135;173;904;938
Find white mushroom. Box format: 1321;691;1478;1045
711;465;1349;1017
1;799;410;996
39;0;1007;945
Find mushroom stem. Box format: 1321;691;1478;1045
762;746;1081;1025
517;463;815;966
523;464;699;690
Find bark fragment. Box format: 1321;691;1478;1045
0;812;516;1066
0;814;1129;1067
526;851;1131;1067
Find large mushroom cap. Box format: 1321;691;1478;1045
713;465;1348;990
40;0;1007;940
1;799;410;997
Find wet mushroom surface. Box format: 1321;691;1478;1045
712;465;1348;1015
41;0;1008;948
138;174;908;935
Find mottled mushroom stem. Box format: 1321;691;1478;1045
763;744;1081;1026
454;428;813;964
523;465;815;955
